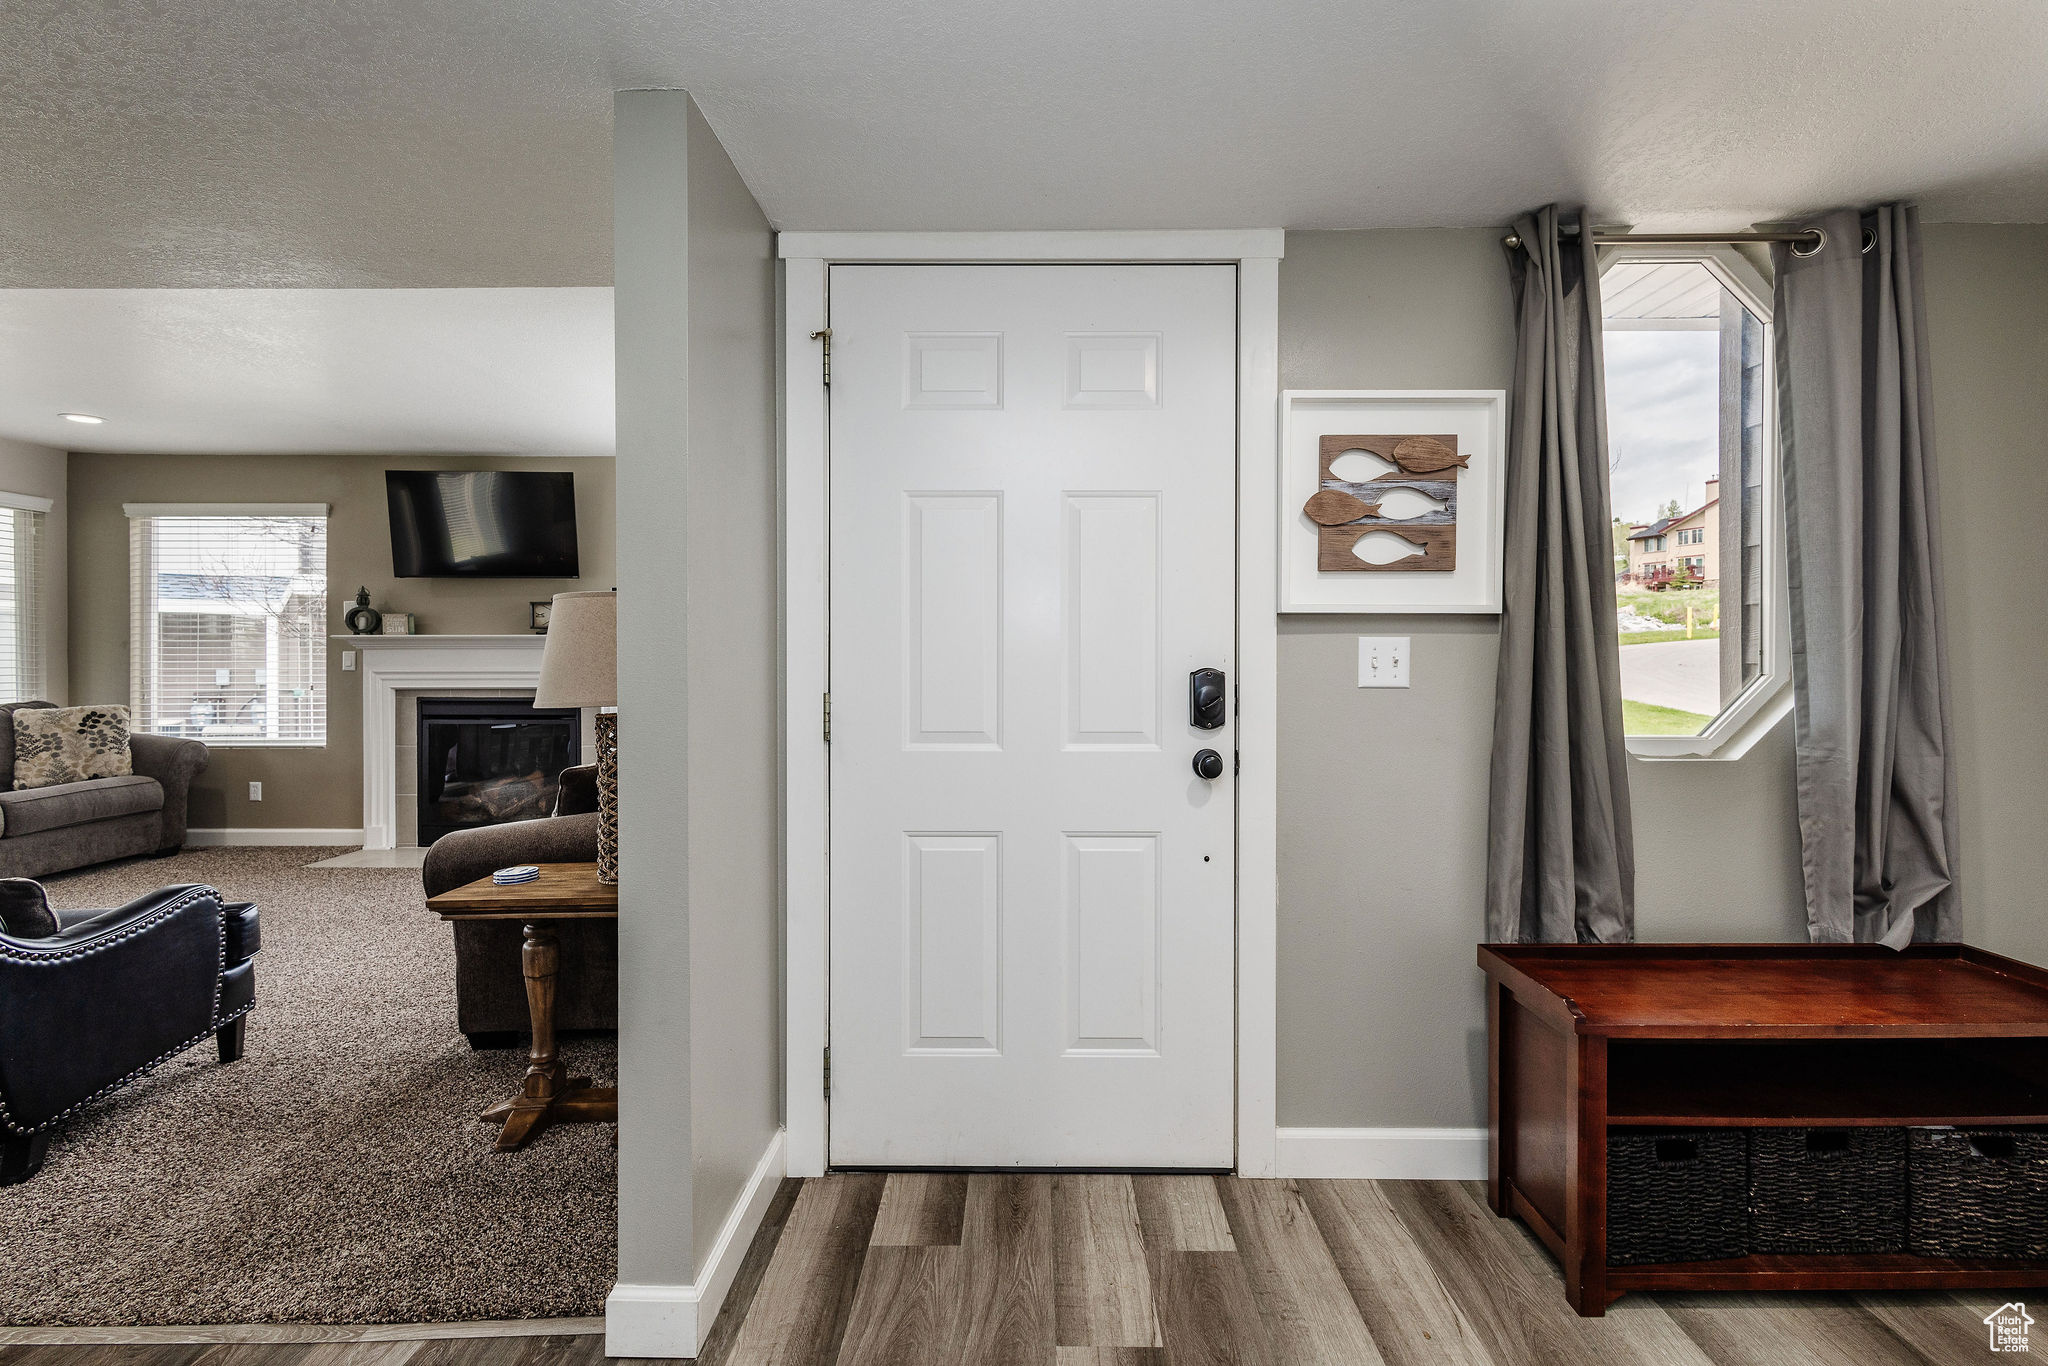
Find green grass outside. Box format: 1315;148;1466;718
1619;628;1722;647
1622;698;1713;735
1616;583;1720;630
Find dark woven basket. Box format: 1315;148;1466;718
1608;1128;1748;1265
1909;1127;2048;1259
1749;1126;1907;1254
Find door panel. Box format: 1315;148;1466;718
829;263;1236;1168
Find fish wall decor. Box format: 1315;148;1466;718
1306;433;1461;572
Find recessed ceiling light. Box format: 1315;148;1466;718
59;412;105;425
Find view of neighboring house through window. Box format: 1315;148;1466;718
1601;251;1776;748
127;506;328;745
0;496;49;703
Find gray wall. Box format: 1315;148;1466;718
1922;223;2048;960
0;436;68;704
1275;223;2048;1130
1274;230;1807;1131
613;89;779;1294
682;95;781;1272
65;451;614;832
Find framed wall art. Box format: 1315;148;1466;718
1279;389;1507;613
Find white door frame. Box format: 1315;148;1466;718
779;230;1283;1177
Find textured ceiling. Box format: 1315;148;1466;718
2;0;2045;286
0;289;614;454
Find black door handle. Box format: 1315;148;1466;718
1189;668;1226;730
1193;748;1224;780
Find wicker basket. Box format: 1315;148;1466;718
1908;1127;2048;1259
1749;1127;1907;1254
1608;1128;1748;1265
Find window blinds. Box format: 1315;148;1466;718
0;506;47;704
128;511;328;745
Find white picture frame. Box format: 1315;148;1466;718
1279;388;1508;613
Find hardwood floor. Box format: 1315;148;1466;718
7;1177;2024;1366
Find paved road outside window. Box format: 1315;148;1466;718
1619;637;1722;715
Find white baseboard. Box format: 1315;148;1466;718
1273;1126;1488;1180
184;828;365;847
605;1129;787;1359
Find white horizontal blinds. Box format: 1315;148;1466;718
128;512;328;745
0;507;46;703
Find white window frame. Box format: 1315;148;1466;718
125;501;332;749
0;491;53;704
1600;244;1791;761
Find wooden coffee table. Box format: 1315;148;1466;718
427;862;618;1151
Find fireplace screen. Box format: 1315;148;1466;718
416;698;582;846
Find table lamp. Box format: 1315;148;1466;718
534;590;618;884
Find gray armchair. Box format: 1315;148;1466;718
0;702;209;880
421;764;616;1047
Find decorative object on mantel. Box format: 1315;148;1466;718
534;591;618;884
530;600;552;633
343;586;383;636
1306;432;1463;573
1280;389;1507;613
378;613;416;635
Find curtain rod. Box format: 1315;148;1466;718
1502;227;1828;256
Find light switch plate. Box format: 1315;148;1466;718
1358;636;1411;688
341;650;356;672
248;782;263;802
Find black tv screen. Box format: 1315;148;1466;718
386;470;580;578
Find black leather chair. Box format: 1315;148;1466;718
0;882;258;1184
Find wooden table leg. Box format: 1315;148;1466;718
1488;978;1512;1216
1564;1034;1611;1316
479;920;619;1151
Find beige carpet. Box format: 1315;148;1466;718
0;847;617;1326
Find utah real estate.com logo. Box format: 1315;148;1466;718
1987;1302;2035;1353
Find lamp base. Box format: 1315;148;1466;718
596;712;618;885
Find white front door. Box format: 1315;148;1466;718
828;264;1237;1168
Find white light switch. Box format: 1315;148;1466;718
342;650;356;672
1358;636;1411;689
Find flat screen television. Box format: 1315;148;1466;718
386;470;580;578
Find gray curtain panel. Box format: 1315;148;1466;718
1774;205;1959;946
1486;206;1635;944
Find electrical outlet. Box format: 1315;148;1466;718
1357;636;1411;688
341;650;356;672
248;782;263;802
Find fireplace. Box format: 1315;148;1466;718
416;697;582;846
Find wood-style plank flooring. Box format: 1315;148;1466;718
6;1178;2022;1366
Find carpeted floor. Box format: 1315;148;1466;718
0;847;617;1326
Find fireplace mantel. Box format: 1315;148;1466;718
339;634;550;850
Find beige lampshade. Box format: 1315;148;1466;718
534;591;617;708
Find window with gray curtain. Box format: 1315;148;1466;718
1599;248;1787;757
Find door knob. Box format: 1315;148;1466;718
1192;748;1224;780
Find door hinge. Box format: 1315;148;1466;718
823;1045;831;1097
823;690;832;743
810;328;832;385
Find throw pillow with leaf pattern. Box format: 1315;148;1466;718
13;705;134;790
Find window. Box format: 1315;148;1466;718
127;504;329;746
1602;248;1784;757
0;494;50;703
